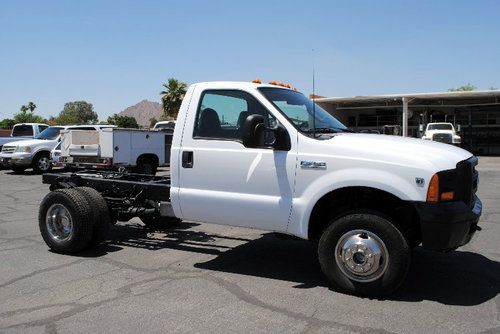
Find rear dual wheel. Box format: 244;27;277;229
39;187;111;254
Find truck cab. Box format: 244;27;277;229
37;81;482;297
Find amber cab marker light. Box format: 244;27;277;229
440;191;454;201
252;79;262;84
426;174;440;202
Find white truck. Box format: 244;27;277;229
0;123;49;152
0;125;112;173
422;122;461;145
58;128;172;174
152;120;176;132
38;81;482;297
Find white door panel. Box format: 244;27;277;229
178;142;294;231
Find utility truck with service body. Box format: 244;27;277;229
58;128;172;174
38;81;482;296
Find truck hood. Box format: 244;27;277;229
330;133;472;171
3;138;57;148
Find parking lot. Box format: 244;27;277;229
0;159;499;334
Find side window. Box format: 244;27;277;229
193;90;276;141
38;125;49;133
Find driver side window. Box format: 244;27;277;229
193;90;276;142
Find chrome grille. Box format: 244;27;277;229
1;146;16;154
433;133;452;143
456;156;478;208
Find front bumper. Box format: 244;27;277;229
0;153;33;167
414;196;482;251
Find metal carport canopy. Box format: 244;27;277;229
314;90;500;137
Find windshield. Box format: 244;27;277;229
35;127;63;140
258;88;348;136
428;124;453;130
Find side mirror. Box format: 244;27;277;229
241;114;291;151
272;125;291;151
241;114;265;148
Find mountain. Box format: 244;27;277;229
118;100;163;127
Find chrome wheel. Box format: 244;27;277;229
46;204;73;241
335;229;389;282
38;156;51;171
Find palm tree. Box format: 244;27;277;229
20;105;29;113
160;78;187;119
27;102;36;112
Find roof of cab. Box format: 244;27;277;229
192;81;295;91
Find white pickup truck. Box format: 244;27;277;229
422;122;461;145
0;123;48;152
58;128;172;174
38;81;482;296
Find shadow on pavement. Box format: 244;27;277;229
78;222;500;306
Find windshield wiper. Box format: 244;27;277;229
306;127;353;134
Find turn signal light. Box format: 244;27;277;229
426;174;439;202
440;191;455;201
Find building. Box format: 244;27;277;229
316;90;500;155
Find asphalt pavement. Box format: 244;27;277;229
0;158;499;333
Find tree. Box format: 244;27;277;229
107;114;139;128
149;117;158;128
448;83;476;92
13;111;46;124
0;119;15;129
27;102;37;112
489;86;498;90
56;101;98;125
160;78;187;119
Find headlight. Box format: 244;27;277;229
426;169;457;202
16;146;32;153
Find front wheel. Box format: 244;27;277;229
318;212;410;297
33;153;52;173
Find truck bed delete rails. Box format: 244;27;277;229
42;170;171;202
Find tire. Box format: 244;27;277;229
135;159;157;175
140;215;180;229
74;187;111;246
12;167;26;174
318;212;410;297
38;188;94;254
32;152;52;173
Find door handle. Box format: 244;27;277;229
182;151;194;168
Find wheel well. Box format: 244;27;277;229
33;150;50;160
308;187;420;243
136;154;158;166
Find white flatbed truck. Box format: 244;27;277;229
38;81;482;296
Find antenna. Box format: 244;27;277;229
312;48;316;138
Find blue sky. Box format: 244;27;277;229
1;0;499;120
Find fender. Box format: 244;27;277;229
286;167;430;239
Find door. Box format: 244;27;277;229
178;89;296;232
